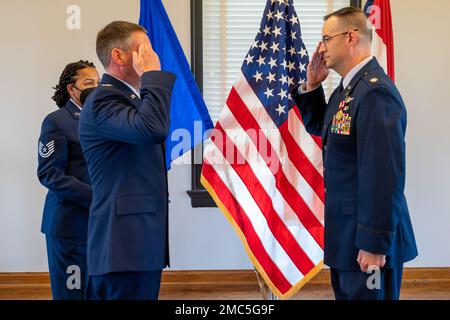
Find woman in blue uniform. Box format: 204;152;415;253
37;60;100;299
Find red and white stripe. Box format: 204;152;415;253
202;72;324;298
367;0;395;82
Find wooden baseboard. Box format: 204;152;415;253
161;268;450;292
1;268;449;300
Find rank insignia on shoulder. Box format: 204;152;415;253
38;140;55;158
370;77;379;83
101;84;113;87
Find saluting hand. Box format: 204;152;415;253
133;43;161;77
306;42;329;91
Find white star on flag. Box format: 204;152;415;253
275;104;286;115
289;15;299;25
270;42;280;52
287;47;296;56
273;26;282;37
260;41;268;52
278;88;287;99
299;47;308;58
264;87;274;99
290;31;297;40
245;54;254;65
256;55;266;66
268;57;277;68
266;72;276;83
253;71;263;82
288;75;294;86
274;10;284;21
287;61;296;71
299;62;306;72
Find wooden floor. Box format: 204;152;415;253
1;268;450;300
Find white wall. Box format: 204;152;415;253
391;0;450;267
0;0;138;271
0;0;251;272
0;0;448;272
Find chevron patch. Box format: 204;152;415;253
38;140;55;158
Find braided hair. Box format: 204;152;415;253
52;60;96;108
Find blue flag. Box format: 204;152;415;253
139;0;214;169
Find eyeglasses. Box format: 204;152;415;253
322;29;359;49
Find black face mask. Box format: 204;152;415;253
79;87;96;105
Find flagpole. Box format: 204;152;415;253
254;268;280;300
267;291;280;300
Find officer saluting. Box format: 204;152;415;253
292;7;418;300
37;60;100;299
79;21;176;300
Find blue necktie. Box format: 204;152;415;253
337;78;344;96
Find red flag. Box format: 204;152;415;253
365;0;395;81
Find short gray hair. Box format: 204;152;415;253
96;21;147;68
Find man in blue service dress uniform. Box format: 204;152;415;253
292;7;418;300
38;60;100;299
79;21;176;300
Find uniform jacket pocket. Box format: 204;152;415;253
116;195;157;216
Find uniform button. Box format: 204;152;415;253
324;145;327;151
324;188;327;194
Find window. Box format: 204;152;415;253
188;0;361;207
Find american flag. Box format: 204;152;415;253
201;0;324;299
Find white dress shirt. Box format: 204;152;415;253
341;55;373;89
